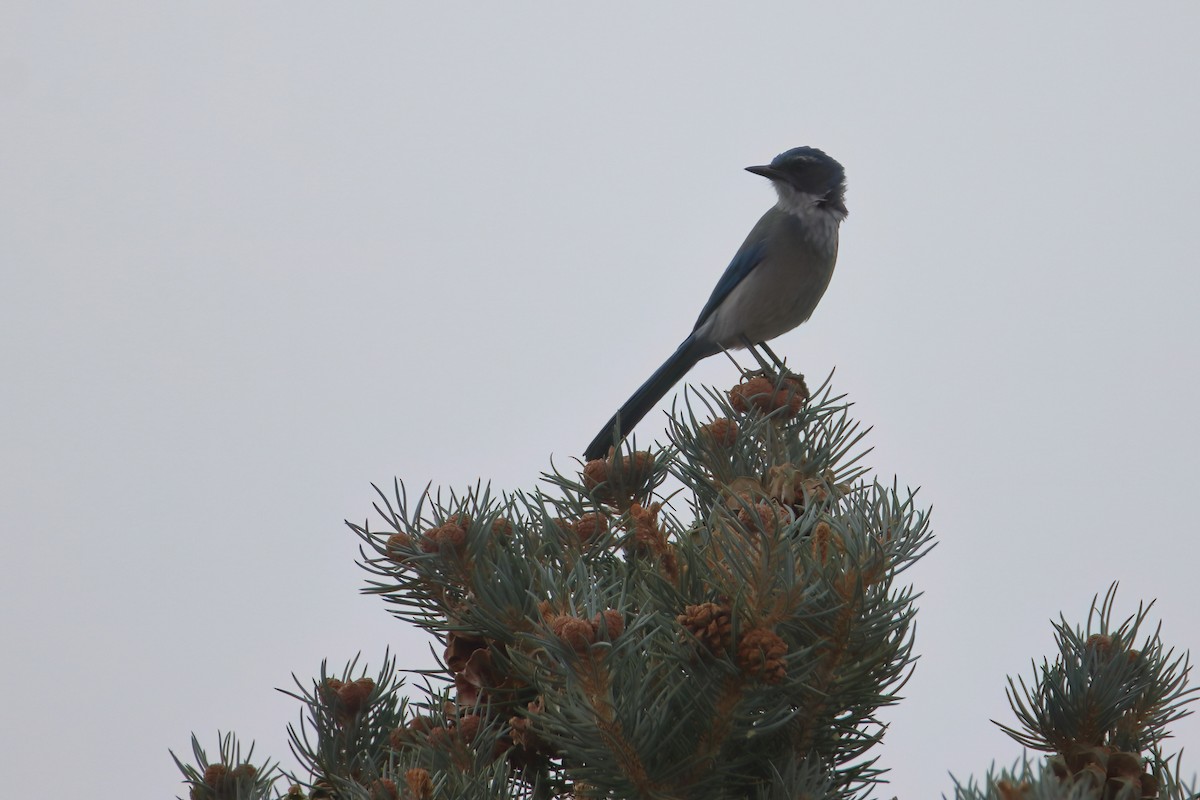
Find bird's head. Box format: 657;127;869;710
746;146;847;220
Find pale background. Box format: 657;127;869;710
2;3;1198;797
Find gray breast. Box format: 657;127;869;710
696;210;839;349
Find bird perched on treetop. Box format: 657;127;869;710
583;146;847;462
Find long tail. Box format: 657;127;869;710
583;335;716;461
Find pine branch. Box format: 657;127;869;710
334;373;934;798
172;373;1196;800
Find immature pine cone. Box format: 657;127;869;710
678;602;733;654
729;375;807;418
367;778;400;800
700;418;739;448
550;614;596;653
737;627;788;684
322;678;375;725
582;452;656;507
405;768;434;800
420;520;468;554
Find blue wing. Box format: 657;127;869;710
691;218;771;332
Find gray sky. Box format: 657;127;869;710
3;3;1198;797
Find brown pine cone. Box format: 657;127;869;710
678;602;733;654
737;627;788;684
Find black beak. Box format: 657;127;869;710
744;164;783;180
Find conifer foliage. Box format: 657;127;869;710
173;375;1195;800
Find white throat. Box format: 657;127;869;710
773;182;845;248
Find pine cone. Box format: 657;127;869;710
593;609;626;639
1050;745;1158;800
385;532;413;563
321;677;375;726
444;632;488;673
737;627;788;684
457;713;481;743
583;452;657;507
509;697;545;751
572;512;608;544
550;614;596;653
678;602;733;654
700;418;739;448
736;499;783;537
994;779;1031;800
420;520;468;554
623;502;678;578
367;778;400;800
405;768;433;800
729;375;807;418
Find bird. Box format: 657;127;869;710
583;146;847;462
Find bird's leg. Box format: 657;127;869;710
721;346;758;377
739;338;806;395
757;341;789;373
740;336;777;374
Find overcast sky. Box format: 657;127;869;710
3;3;1198;798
